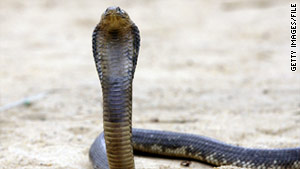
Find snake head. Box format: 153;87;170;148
100;6;132;32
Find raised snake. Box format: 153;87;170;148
89;6;300;169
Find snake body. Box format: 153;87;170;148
89;6;300;169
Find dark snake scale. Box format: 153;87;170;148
89;6;300;169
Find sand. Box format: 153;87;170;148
0;0;299;168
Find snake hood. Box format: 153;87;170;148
93;6;140;83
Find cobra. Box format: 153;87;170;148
89;6;300;169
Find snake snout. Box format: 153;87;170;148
105;6;120;13
104;6;127;17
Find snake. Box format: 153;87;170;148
89;6;300;169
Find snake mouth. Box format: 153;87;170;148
100;6;131;32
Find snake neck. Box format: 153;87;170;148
99;35;135;168
96;29;136;169
102;79;134;169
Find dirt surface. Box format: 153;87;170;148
0;0;299;169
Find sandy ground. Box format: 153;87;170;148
0;0;299;169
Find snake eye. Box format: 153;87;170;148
116;7;121;12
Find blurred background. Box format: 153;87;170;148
0;0;299;168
